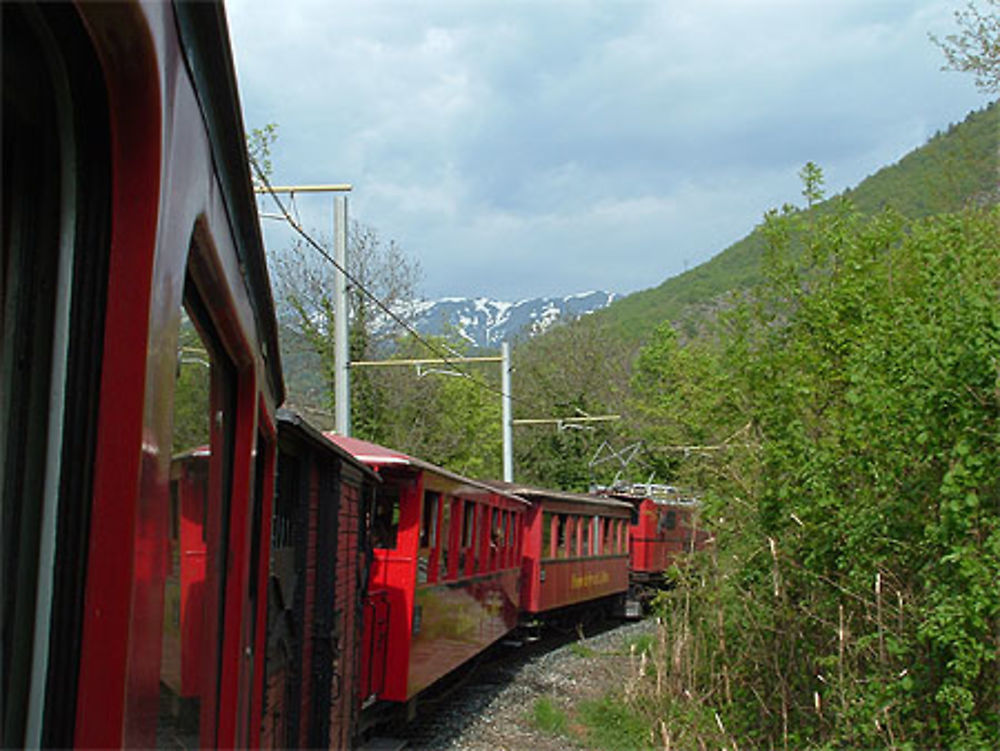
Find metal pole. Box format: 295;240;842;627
334;195;350;435
502;341;513;482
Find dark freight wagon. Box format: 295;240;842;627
262;412;378;749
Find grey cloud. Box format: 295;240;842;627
229;0;987;299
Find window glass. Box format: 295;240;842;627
459;501;471;574
567;517;577;557
603;517;613;554
438;499;451;580
472;504;482;572
272;450;298;551
420;491;439;549
489;508;500;569
372;486;400;549
659;509;677;534
556;515;567;558
157;301;224;748
582;516;591;557
541;512;552;559
418;491;439;584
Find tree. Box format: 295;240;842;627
245;122;424;430
932;0;1000;94
511;316;634;490
270;222;421;429
620;175;1000;748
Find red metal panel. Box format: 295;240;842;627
535;556;629;613
73;4;163;746
407;568;521;698
520;504;544;613
66;1;281;746
377;473;420;702
216;375;254;748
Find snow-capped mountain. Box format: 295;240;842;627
405;291;618;348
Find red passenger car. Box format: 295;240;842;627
263;412;378;750
2;2;283;747
328;436;528;711
492;484;632;617
605;485;709;592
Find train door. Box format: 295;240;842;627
1;4;111;746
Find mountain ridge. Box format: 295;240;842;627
404;290;619;348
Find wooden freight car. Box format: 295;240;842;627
261;412;378;749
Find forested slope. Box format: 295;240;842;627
594;101;999;344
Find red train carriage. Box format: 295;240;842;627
327;436;528;712
2;2;283;747
604;485;710;593
263;412;378;750
491;484;632;618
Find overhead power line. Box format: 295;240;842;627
248;154;533;409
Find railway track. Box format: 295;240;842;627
373;616;657;750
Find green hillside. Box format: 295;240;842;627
594;101;999;343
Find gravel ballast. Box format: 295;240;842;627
392;617;659;751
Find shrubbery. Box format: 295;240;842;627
625;190;1000;748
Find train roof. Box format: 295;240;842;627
326;435;529;507
598;486;701;507
173;2;284;404
277;411;380;483
487;481;633;512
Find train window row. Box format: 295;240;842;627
541;512;628;560
417;493;519;584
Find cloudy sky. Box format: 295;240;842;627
227;0;989;301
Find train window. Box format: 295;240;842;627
603;518;613;554
581;516;591;557
417;492;439;584
542;513;553;558
556;515;567;558
155;286;238;749
419;491;438;549
489;508;500;570
461;501;478;576
170;480;181;542
371;486;400;550
660;510;677;533
566;517;576;557
510;513;519;565
472;504;482;573
438;499;452;581
272;448;300;551
504;511;513;566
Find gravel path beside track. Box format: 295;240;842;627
394;617;659;751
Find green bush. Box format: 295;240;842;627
626;190;1000;749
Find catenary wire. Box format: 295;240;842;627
249;153;541;409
